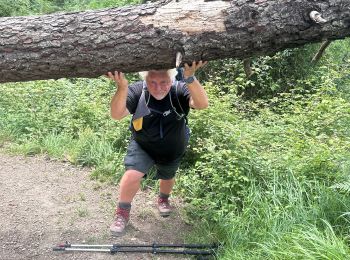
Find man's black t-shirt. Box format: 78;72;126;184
126;81;191;163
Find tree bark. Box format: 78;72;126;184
0;0;349;83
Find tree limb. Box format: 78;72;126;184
312;39;332;63
0;0;349;83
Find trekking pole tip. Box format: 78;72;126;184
52;247;66;251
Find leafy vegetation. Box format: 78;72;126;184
0;0;142;16
1;1;350;259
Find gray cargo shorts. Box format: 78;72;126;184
124;140;182;180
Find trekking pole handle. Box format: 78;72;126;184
154;243;218;249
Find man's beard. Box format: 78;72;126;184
151;92;168;100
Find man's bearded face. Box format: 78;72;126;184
146;70;172;100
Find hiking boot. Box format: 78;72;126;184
158;197;172;217
110;208;130;236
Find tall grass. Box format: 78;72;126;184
185;171;350;259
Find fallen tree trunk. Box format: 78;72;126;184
0;0;349;83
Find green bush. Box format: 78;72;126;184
0;77;130;181
0;0;143;16
176;69;350;221
0;0;30;16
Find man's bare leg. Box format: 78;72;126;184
159;178;175;195
110;169;144;235
119;169;144;202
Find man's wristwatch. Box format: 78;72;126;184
184;75;196;84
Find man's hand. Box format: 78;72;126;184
107;71;128;90
183;61;208;79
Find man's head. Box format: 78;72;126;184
139;69;177;100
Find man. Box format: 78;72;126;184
108;61;208;236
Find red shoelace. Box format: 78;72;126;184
115;208;130;222
158;197;170;208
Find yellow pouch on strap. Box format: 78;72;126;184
132;117;143;131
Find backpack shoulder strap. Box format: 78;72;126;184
170;81;188;124
175;81;186;115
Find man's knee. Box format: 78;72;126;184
122;169;145;183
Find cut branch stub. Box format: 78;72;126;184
310;11;327;24
176;52;183;68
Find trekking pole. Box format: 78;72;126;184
53;241;218;256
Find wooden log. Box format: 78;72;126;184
0;0;349;83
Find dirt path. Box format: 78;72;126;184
0;153;193;260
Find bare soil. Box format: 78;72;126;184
0;153;194;260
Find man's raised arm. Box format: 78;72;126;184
108;71;130;120
184;61;209;110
